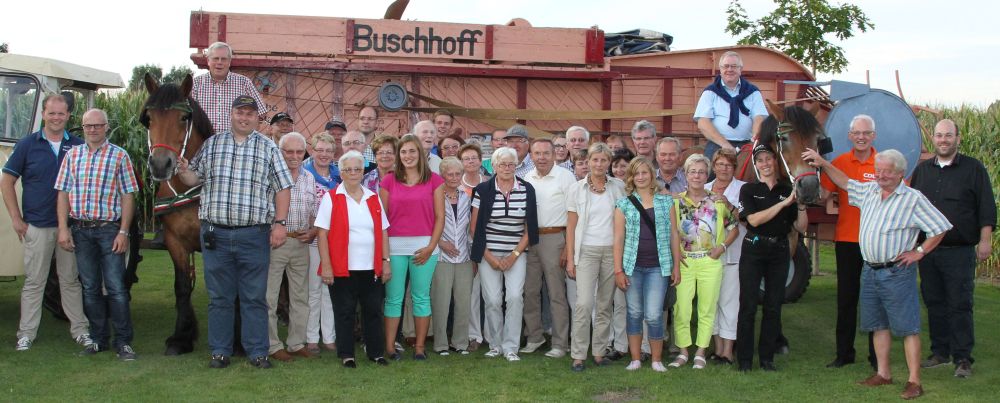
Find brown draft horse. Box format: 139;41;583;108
140;73;210;355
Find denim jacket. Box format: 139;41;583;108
616;192;674;276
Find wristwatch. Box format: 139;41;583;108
383;257;391;262
916;245;925;255
511;250;521;257
274;219;287;226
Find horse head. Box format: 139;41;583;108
761;100;828;205
140;73;212;182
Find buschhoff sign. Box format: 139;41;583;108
353;23;484;57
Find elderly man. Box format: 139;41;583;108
265;132;319;362
910;119;996;378
3;94;91;352
655;137;687;194
413;120;442;173
54;109;140;360
341;131;376;174
558;126;589;171
358;106;379;162
267;112;294;143
482;128;506;175
521;138;577;358
192;42;266;135
631;120;658;166
821;115;879;370
325;117;348;158
504;125;534;178
694;50;768;159
806;148;951;400
177;95;293;369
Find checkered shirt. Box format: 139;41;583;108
287;167;322;232
191;72;266;135
54;141;139;221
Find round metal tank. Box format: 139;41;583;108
825;88;922;177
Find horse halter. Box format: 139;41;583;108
753;121;832;184
146;100;195;168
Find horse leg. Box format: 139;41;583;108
163;226;199;355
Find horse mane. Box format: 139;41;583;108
759;105;822;146
139;82;214;139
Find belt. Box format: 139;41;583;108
71;219;119;228
538;226;566;235
745;232;784;244
866;261;897;270
286;230;305;238
683;250;709;259
204;221;266;230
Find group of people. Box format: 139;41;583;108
4;44;993;401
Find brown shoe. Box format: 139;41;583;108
323;343;337;351
901;382;924;400
858;373;893;386
305;343;321;355
269;349;295;362
289;348;317;358
468;340;480;352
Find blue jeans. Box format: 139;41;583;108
624;266;669;340
860;263;920;337
72;224;132;349
201;223;271;357
704;139;750;160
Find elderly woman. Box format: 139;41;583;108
437;134;465;159
470;147;539;362
303;132;340;354
315;151;391;368
669;154;739;370
362;135;398;194
736;144;808;372
380;134;445;360
566;143;626;371
430;157;475;355
610;148;635;179
613;157;680;372
705;148;746;365
458;143;488;351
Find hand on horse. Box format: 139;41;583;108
176;156;190;173
57;227;74;252
270;225;287;249
800;148;827;169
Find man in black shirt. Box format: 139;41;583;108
909;119;996;378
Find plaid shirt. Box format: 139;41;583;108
192;72;266;135
287;167;322;232
54;141;139;221
190;130;293;226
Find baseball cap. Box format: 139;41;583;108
270;112;293;125
232;95;258;110
325;117;347;131
506;124;529;138
752;143;775;158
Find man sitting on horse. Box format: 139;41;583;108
694;50;768;159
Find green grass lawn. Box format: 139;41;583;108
1;242;998;402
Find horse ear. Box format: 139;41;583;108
181;74;193;97
804;101;820;116
765;99;784;121
144;73;159;94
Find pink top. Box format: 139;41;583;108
380;173;444;237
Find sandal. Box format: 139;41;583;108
668;354;688;368
693;355;707;369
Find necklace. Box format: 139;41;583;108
445;189;459;202
587;175;606;194
462;173;483;189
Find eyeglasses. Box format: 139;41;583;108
633;136;655;142
713;162;734;169
553;144;567;149
442;144;460;151
82;123;107;130
568;138;588;144
342;140;364;147
376;150;395;157
461;157;480;162
849;130;875;136
341;167;364;174
686;170;709;176
721;64;743;70
496;162;516;169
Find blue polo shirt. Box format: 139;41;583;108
693;80;768;142
3;130;84;227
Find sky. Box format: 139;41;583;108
2;0;997;108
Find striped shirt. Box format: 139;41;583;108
191;72;266;135
54;141;139;221
848;179;952;263
190;131;293;226
441;190;473;263
472;179;529;253
287;167;322;232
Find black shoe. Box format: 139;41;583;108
373;357;389;366
342;358;357;368
760;361;777;371
117;345;137;361
413;352;427;360
605;350;626;361
718;357;734;365
571;362;586;372
826;357;855;368
250;356;272;369
738;362;752;372
594;357;612;366
78;344;103;356
709;353;723;363
954;359;972;378
209;354;231;369
388;352;402;361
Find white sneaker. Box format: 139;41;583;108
15;337;31;351
544;348;566;358
652;361;668;372
519;340;545;353
394;341;405;353
484;348;501;358
505;352;521;362
75;334;94;348
626;360;642;371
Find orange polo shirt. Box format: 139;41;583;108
820;148;876;242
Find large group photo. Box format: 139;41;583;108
2;0;999;401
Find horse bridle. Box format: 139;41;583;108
752;121;832;184
145;100;195;195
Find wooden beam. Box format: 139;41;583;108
345;19;355;54
516;78;527;125
662;78;673;135
485;25;494;61
218;15;227;43
189;12;210;49
601;80;612;133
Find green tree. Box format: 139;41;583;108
128;64;162;91
1;42;8;53
162;65;194;85
725;0;874;75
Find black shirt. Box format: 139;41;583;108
739;181;797;236
910;153;996;246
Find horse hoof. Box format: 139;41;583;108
164;345;193;356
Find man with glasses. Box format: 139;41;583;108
558;126;590;171
192;42;266;135
820;114;879;370
630;120;658;167
694;50;768;159
3;94;91;352
267;112;294;143
655;137;687;194
482;129;507;175
503;125;534;178
341;131;376;174
55;108;140;361
357;106;380;162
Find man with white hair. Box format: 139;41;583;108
341;131;375;174
265;132;320;362
558;126;590;171
192;42;266;135
805;148;951;400
694;50;768;159
413;120;442;173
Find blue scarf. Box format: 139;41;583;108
303;157;341;189
704;75;759;129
